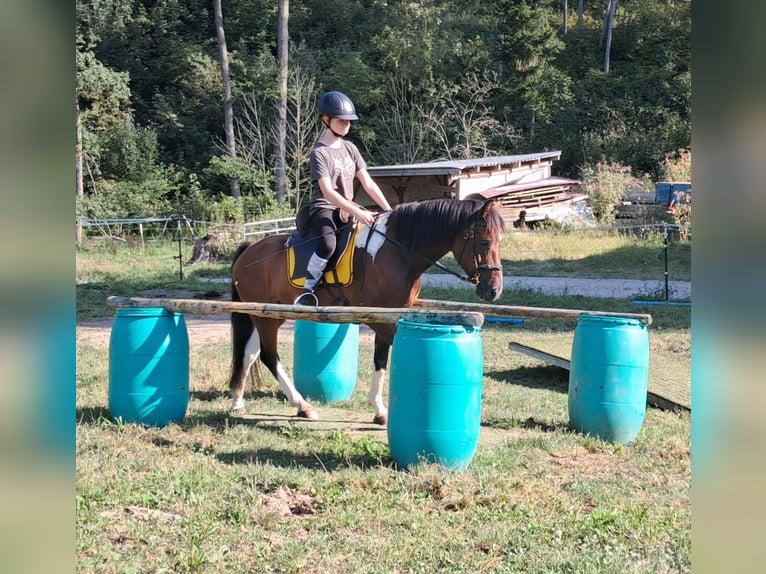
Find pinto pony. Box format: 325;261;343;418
229;198;505;424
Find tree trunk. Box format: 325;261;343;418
214;0;241;198
603;0;617;74
274;0;289;204
577;0;584;26
563;0;568;35
76;100;84;245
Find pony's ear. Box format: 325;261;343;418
480;199;497;217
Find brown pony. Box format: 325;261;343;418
229;198;505;424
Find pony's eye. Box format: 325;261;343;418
481;240;491;249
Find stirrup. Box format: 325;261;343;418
294;290;319;306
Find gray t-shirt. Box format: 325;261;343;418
309;140;367;211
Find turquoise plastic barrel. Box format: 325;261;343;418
293;321;359;402
388;320;483;471
568;315;650;443
109;308;189;427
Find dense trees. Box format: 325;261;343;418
75;0;690;221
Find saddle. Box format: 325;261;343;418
286;205;360;289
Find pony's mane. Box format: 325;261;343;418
390;198;505;252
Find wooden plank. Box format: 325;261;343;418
414;298;652;325
106;296;484;327
507;340;690;412
508;342;571;370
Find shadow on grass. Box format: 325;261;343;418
76;406;112;424
488;364;569;394
215;446;392;471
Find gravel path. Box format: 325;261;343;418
421;274;691;300
199;274;692;300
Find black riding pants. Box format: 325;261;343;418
309;207;348;260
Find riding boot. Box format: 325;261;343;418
294;253;328;306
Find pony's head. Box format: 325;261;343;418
454;199;505;302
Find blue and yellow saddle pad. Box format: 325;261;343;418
287;223;361;289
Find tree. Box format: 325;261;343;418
602;0;618;74
274;0;289;204
496;0;572;138
419;72;516;160
213;0;241;198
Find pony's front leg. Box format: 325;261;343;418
256;321;318;420
368;338;391;425
271;360;319;420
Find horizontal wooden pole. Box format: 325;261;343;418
106;296;484;327
413;298;652;326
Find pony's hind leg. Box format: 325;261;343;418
368;335;392;425
230;311;258;412
230;328;261;412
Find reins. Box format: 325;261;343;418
369;214;500;286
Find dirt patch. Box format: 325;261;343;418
77;310;376;349
78;313;234;349
79;285;378;349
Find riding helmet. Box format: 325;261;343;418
318;91;359;120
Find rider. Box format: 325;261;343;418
295;90;392;306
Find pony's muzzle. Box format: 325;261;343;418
476;278;503;302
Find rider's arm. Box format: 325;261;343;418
356;168;392;213
317;176;376;225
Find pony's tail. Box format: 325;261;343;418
229;243;255;390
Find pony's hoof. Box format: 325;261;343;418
231;398;246;413
373;413;388;426
297;407;319;420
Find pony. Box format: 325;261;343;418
229;197;505;424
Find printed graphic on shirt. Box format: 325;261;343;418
334;156;356;177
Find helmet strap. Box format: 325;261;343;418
323;117;346;139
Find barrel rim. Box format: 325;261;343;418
396;318;480;333
577;314;645;327
114;307;179;318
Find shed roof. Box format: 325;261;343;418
366;151;562;179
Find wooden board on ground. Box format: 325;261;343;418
229;406;521;449
508;339;690;411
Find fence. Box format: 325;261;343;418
78;216;297;245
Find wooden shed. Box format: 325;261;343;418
358;151;582;226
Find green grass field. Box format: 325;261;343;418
76;239;690;573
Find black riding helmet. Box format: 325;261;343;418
318;91;359;120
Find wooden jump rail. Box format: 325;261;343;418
413;298;652;326
106;296;485;327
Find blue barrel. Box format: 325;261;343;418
388;320;483;472
568;315;649;444
654;182;672;205
109;308;189;427
293;321;359;402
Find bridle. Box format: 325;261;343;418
457;219;503;285
369;214;502;286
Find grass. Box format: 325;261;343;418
503;229;691;282
76;241;691;573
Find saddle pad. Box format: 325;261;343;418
287;223;360;288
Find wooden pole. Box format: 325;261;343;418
106;296;484;327
413;298;652;326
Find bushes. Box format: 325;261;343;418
578;162;651;224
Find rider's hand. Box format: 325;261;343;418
355;207;374;226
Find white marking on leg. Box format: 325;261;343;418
274;360;305;407
231;330;261;410
356;213;389;261
368;369;388;420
